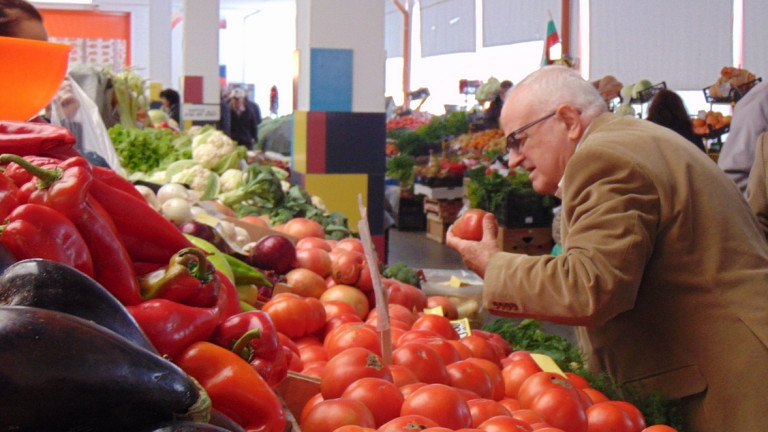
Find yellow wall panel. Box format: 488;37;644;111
304;173;368;232
293;110;308;174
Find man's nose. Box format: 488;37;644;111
507;150;524;169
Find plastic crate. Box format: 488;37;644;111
426;213;455;244
494;193;555;229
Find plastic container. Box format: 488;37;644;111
0;36;72;121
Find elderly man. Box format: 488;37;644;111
446;65;768;431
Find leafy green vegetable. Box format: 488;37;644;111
383;261;422;287
386;155;416;188
108;125;191;175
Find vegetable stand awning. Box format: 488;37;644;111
743;0;768;76
588;0;732;90
482;0;562;47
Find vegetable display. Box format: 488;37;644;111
0;119;682;432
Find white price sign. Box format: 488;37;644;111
182;104;221;121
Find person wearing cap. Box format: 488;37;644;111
228;87;262;150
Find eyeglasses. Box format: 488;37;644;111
506;111;557;153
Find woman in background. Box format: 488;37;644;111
646;88;706;152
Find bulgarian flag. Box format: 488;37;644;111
541;16;561;66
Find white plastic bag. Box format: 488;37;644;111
49;77;124;174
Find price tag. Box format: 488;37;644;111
423;306;444;316
448;275;464;287
194;212;221;227
451;318;472;338
529;353;566;378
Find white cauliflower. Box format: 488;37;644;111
191;129;237;169
219;168;245;193
170;164;218;197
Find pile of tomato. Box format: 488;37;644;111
248;235;677;432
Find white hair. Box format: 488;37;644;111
507;65;607;122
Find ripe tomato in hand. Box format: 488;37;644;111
451;209;488;241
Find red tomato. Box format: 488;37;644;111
295;249;333;279
400;382;428;399
324;322;382;357
446;359;495;400
320;347;393;399
301;392;325;424
465;357;505;401
367;303;417;327
610;401;647;432
564;372;590;390
320;284;370;319
477;415;534;432
421;428;454;432
342;377;405;427
581;388;610;405
299;344;329;364
459;334;501;363
411;314;460;340
470;329;512;358
396;329;444;347
447;339;475;360
517;371;571;408
501;359;543;400
528;387;588;432
466;399;512;428
400;383;472;430
452;209;487;241
302;363;326;379
334;237;366;254
305;296;328;335
640;426;678;432
499;397;522;413
425;296;459;320
332;426;376;432
389;363;420;388
323;312;363;339
324;300;360;319
409;337;462;366
502;350;535;367
378;415;439;432
262;293;311;338
509;409;544;425
301;398;376;432
392;342;449;384
585;402;635;432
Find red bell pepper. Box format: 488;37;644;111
88;175;194;264
212;310;280;361
249;345;291;388
128;268;240;359
139;247;220;308
174;341;286;432
0;204;94;276
3;155;62;188
0;154;143;306
0;171;19;221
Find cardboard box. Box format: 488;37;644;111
423;198;463;220
426;213;455;244
497;226;554;255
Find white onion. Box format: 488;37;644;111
157;183;191;204
161;197;194;225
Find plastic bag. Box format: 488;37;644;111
49;76;124;174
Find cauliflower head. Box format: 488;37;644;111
191;130;237;169
170;164;218;198
219;168;245;193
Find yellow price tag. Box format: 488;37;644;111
448;275;465;287
423;306;444;316
529;353;566;377
451;318;472;338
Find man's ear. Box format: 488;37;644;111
557;105;584;141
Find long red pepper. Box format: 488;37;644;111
88;176;194;264
0;121;75;156
0;204;95;276
91;165;148;202
0;154;143;306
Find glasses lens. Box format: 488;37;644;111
506;134;519;152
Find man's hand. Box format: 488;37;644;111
446;212;501;277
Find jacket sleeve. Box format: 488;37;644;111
483;146;658;326
746;132;768;238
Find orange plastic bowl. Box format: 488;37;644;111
0;36;72;121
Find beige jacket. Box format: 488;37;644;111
745;132;768;238
483;113;768;431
